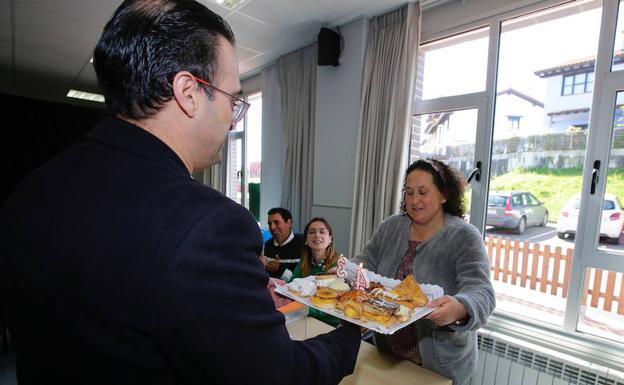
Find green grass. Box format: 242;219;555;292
485;167;624;222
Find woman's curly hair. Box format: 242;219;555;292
400;158;467;218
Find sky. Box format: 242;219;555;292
421;4;607;101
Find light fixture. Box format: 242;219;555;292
66;89;105;103
216;0;246;9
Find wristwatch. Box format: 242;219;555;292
454;315;469;326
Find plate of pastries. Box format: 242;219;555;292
275;273;443;334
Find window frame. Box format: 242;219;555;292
562;72;594;95
414;0;624;371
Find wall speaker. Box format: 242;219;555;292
318;27;341;66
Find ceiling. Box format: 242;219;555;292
0;0;416;107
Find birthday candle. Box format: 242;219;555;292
355;262;370;290
336;255;347;279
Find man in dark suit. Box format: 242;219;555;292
0;1;360;384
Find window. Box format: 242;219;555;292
507;115;521;129
562;72;594;95
414;0;624;351
527;193;540;206
224;92;262;219
412;27;491;225
418;27;489;100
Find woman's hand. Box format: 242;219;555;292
425;295;468;327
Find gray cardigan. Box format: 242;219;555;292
352;214;495;385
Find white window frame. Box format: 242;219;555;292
415;0;624;371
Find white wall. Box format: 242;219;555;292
312;18;367;256
545;75;593;115
494;94;546;138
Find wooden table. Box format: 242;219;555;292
287;317;452;385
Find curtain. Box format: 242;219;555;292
277;44;317;232
350;3;421;256
199;164;222;193
259;64;285;227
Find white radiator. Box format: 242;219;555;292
470;333;624;385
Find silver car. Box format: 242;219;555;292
486;190;549;234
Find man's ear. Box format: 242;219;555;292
172;72;200;118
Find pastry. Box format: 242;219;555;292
390;274;429;307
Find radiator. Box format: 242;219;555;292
470;333;624;385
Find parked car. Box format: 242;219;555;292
556;193;624;244
486;190;548;234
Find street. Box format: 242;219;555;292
485;224;624;252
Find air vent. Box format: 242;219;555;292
519;350;534;366
563;365;580;383
597;377;616;385
494;340;506;357
547;359;564;378
475;333;624;385
480;335;494;353
533;354;548;372
507;345;520;363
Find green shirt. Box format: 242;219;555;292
289;258;340;327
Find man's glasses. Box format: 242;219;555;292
189;74;250;123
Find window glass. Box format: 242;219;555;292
611;0;624;71
598;90;624;254
527;194;539;205
409;108;478;219
488;0;600;327
245;93;262;218
577;267;624;343
224;92;262;218
489;195;507;207
417;27;489;100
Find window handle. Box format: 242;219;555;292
467;161;482;183
590;160;600;195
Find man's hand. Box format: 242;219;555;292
267;254;280;273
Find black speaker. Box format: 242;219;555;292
318;27;341;66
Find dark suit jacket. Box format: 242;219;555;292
0;117;360;385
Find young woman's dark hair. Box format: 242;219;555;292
400;158;467;218
93;0;235;119
299;217;339;277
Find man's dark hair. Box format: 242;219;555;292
267;207;292;223
400;158;467;218
93;0;235;119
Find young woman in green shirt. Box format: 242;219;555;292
289;217;341;326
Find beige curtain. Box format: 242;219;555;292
259;64;285;227
196;164;222;193
350;3;421;256
277;44;317;232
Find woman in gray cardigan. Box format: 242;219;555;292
352;159;495;385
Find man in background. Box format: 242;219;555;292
262;207;305;281
0;1;360;384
